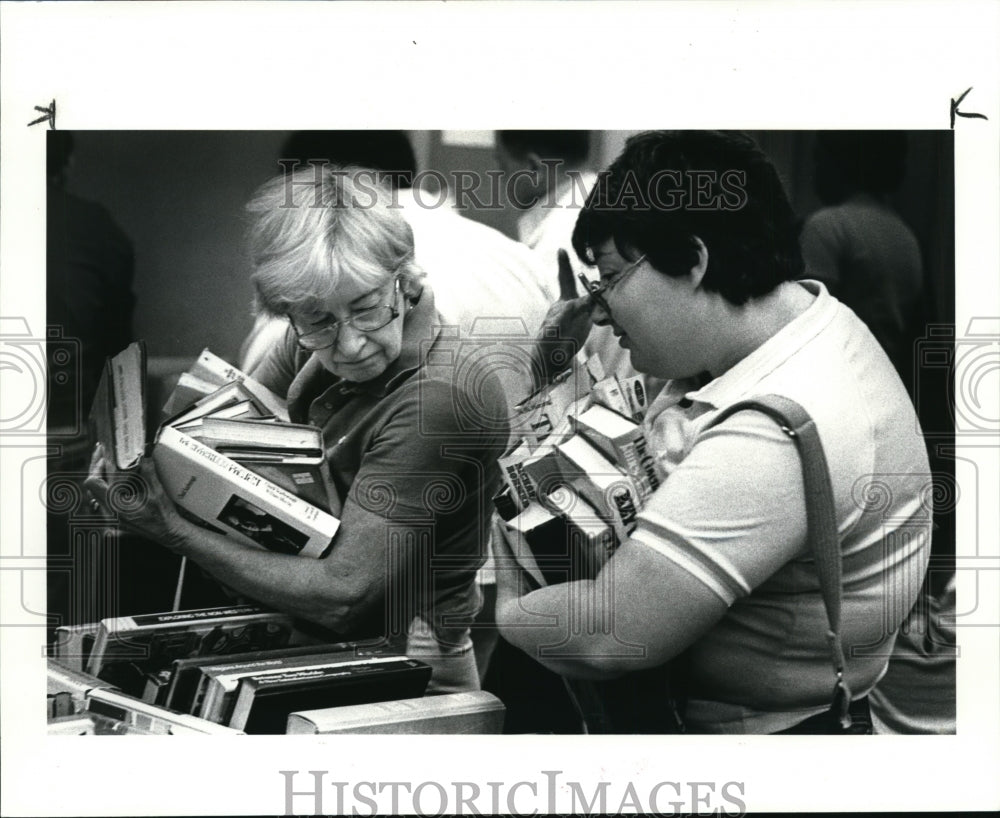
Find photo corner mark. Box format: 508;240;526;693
28;99;56;129
950;87;988;129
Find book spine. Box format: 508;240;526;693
154;425;339;558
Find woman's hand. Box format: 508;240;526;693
531;249;594;385
84;447;190;552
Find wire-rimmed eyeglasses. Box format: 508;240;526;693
576;254;647;313
290;278;401;351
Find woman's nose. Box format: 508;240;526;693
336;322;368;357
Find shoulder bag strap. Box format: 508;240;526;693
705;394;854;729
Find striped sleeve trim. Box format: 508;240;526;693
631;511;752;606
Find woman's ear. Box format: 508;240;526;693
689;236;709;288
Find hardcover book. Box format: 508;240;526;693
161;638;384;713
90;342;340;558
555;435;642;543
228;658;433;734
191;642;395;723
573;403;660;500
163;347;287;420
86;605;301;696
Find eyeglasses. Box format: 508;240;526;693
290;278;401;351
577;254;647;313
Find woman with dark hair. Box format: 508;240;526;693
494;131;932;733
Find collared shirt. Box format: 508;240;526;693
249;288;510;647
633;281;932;733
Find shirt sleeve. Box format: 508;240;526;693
630;409;809;606
342;377;507;562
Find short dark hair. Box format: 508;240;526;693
279;130;418;190
496;130;591;166
571;130;804;305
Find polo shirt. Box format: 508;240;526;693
249;290;510;648
632;281;932;733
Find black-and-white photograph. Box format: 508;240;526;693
2;3;998;816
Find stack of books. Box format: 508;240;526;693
91;342;340;557
497;355;662;585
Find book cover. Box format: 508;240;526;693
50;622;101;672
193;644;396;723
154;425;339;558
228;658;432;734
573;404;661;501
287;690;505;735
86;688;246;735
555;435;642;543
90;342;339;560
163;348;288;421
86;605;299;694
163;638;385;713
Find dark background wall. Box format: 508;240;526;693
56;129;954;366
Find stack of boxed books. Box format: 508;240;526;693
496;353;661;586
48;603;505;735
91;343;340;557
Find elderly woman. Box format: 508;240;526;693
494;131;933;733
88;167;509;693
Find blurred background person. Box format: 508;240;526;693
799;131;925;398
47;131;136;438
496;130;636;383
47;131;137;639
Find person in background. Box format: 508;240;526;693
494;131;932;733
495;130;633;380
47;131;136;435
47;132;137;639
799;131;925;397
87;167;509;694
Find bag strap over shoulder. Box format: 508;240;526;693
705;394;854;730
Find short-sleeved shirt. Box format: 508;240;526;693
632;281;932;733
249;291;510;648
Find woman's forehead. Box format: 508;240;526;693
300;275;392;316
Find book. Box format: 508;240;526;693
555;435;641;543
193;642;396;723
86;605;301;695
47;715;97;735
591;375;633;418
165;380;275;428
228;657;433;734
162;638;386;713
180;417;336;512
163;347;288;420
86;687;245;735
48;659;118;699
287;690;505;735
511;366;592;449
50;622;101;671
507;503;567;587
91;342;340;559
573;404;661;501
154;425;339;557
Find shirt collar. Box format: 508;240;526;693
685;280;837;409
